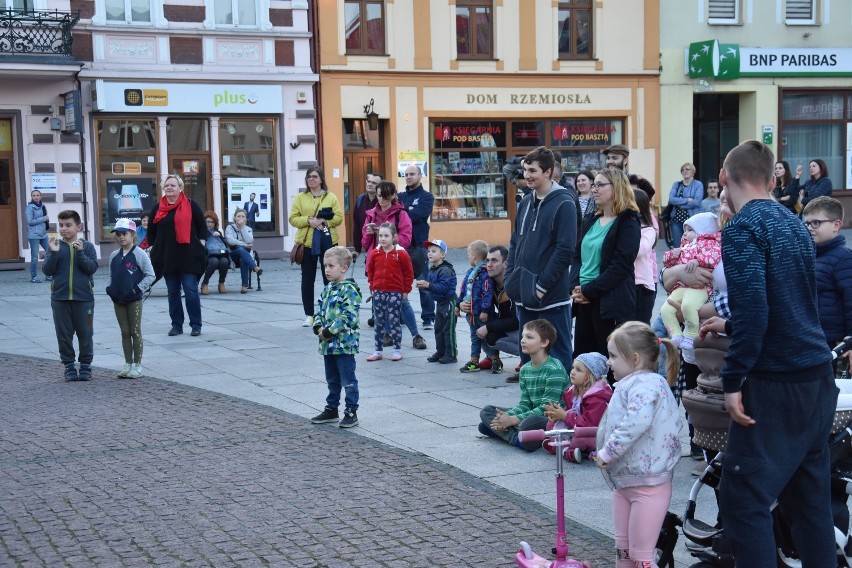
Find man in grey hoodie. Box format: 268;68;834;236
505;146;577;372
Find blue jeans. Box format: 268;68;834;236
408;247;434;324
670;221;684;248
230;247;257;286
29;237;48;278
163;272;202;330
469;319;496;359
517;305;572;371
400;299;419;337
719;371;838;567
323;354;359;411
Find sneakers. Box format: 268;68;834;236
505;373;520;383
412;335;427;350
30;277;42;283
427;352;442;363
565;448;583;463
478;423;498;438
126;364;143;379
303;315;314;328
117;363;132;378
168;327;183;336
438;355;458;364
45;276;53;282
63;363;78;382
339;410;359;428
366;352;384;362
311;407;339;424
78;364;92;381
491;358;504;374
391;350;403;361
367;317;375;328
383;335;393;347
460;361;480;373
422;321;434;330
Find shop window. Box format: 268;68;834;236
220;119;277;232
213;0;257;26
6;0;35;12
782;93;844;120
105;0;152;23
511;122;545;148
707;0;740;24
342;119;382;150
167;119;210;152
456;0;492;60
785;0;817;25
557;0;592;59
96;119;158;238
344;0;385;55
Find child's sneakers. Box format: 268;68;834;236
311;406;339;424
490;358;504;374
63;363;78;382
366;352;383;362
673;335;697;364
391;349;402;361
460;360;480;373
78;364;92;381
117;363;132;378
339;409;359;428
438;355;458;364
126;364;143;379
565;448;583;464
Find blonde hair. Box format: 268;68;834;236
608;321;679;386
467;239;488;261
324;245;353;268
161;174;184;191
233;208;247;222
596;167;639;217
680;162;696;175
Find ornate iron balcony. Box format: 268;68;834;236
0;9;80;57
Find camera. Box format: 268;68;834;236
502;156;525;183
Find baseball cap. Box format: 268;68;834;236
424;239;448;253
112;218;137;233
602;144;630;158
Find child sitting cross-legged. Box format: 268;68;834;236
478;319;570;451
542;352;613;463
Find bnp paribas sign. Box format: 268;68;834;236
687;40;852;79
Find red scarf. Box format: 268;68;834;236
153;192;192;244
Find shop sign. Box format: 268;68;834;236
95;80;284;114
464;93;591;105
434;124;503;144
397;150;429;178
687;40;852;79
111;162;142;175
31;173;57;193
551;121;617;145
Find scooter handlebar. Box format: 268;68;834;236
517;428;574;443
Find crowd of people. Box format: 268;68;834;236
33;139;849;568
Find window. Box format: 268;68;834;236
557;0;592;59
456;0;492;60
105;0;151;23
220;119;277;232
214;0;257;27
6;0;35;12
786;0;817;25
344;0;384;55
707;0;740;24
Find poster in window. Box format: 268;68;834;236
105;178;157;232
227;178;272;223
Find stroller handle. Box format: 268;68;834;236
832;336;852;361
517;428;574;443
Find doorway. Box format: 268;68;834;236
170;157;210;214
693;94;739;184
0;153;19;260
343;151;383;247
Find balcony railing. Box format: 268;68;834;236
0;9;80;57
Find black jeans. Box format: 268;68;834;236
301;246;330;316
202;255;229;285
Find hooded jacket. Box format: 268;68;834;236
361;201;413;251
366;244;414;293
106;246;156;304
596;370;682;489
43;240;98;302
815;234;852;343
26;201;49;240
426;259;457;303
315;279;362;356
505;182;577;311
544;379;613;455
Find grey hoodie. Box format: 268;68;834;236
26;201;48;240
505;181;577;311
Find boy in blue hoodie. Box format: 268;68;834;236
43;210;98;381
457;239;495;373
310;246;363;428
417;239;457;364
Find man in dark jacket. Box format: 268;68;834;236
401;165;436;328
505;146;577;371
353;173;381;255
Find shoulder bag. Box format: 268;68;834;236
290;195;325;265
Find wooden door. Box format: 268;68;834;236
342;151;382;247
0;154;19;260
170;157;211;215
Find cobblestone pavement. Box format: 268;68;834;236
0;353;614;567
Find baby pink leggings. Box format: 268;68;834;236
612;481;672;568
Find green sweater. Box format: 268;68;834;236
507;356;569;420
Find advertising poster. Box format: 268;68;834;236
847;123;852;190
105;177;157;230
397;150;429;179
226;178;272;223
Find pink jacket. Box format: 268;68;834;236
663;232;722;294
543;378;613;454
361;201;413;252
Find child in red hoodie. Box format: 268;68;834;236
543;351;613;463
366;223;414;362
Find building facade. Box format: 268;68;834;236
318;0;661;248
660;0;852;223
1;0;317;265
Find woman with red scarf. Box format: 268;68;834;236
147;175;208;336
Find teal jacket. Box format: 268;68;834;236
315;279;362;355
43;240;98;302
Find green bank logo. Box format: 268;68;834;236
688;40;740;79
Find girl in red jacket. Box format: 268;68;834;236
543;352;613;463
366;223;414;362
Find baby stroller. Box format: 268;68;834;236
679;336;852;567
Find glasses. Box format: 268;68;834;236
591;182;612;189
804;219;834;229
306;174;320;179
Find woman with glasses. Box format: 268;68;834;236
568;167;641;359
667;162;704;247
147;174;208;336
289;167;344;327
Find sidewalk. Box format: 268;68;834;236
0;244;734;566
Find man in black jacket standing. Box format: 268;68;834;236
401;165;436;329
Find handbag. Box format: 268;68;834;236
672;207;690;224
290;243;305;265
660;203;674;223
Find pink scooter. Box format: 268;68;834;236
514;428;591;568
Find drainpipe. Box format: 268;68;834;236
73;66;90;241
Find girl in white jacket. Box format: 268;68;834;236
595;321;682;568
